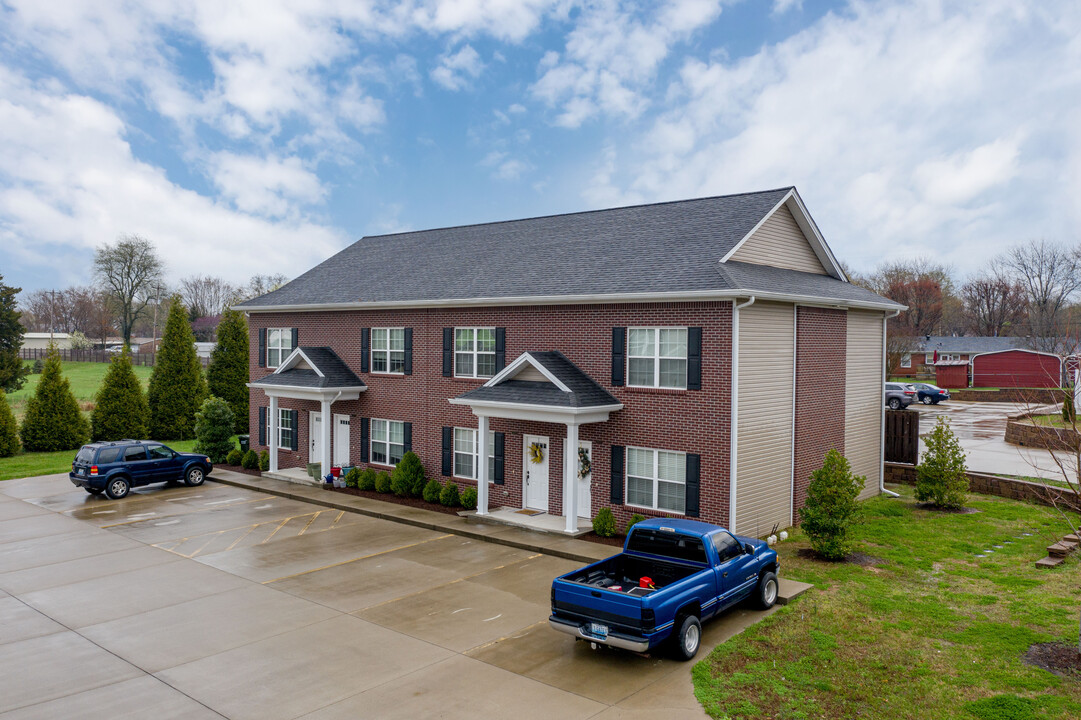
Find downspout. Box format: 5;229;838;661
730;296;756;532
880;309;902;498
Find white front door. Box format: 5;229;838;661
577;440;592;519
333;414;350;467
310;411;322;462
523;434;549;512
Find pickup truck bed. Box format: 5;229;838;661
562;554;700;592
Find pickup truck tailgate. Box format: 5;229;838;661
552;577;648;636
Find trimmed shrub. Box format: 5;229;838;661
375;470;392;493
422;478;443;503
241;449;258;469
91;348;149;442
460;487;478;511
148;297;207;440
358;467;377;491
396;451;426;496
625;513;647;535
206;309;249;434
344;467;361;488
19;347;89;452
192;396;236;463
259;450;269;471
439;481;460;507
32;359;44;374
0;389;19;458
799;449;865;560
226;448;242;466
916;416;969;510
592;507;617;537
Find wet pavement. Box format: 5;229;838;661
911;400;1066;479
0;472;785;719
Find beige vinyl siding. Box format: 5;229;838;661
735;301;795;536
730;205;828;275
845;310;884;500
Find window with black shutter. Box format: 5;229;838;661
493;432;505;484
289;410;299;451
258;328;267;368
611;328;626;386
403;422;412;453
495;328;506;372
290;328;298;350
258;406;266;445
360;418;369;462
610;445;624;504
687;328;702;390
404;328;413;375
685;453;701;517
442;329;453;377
442;427;453;476
360;329;370;373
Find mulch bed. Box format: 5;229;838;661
915;503;980;514
797;548;886;566
580;532;626;548
1023;642;1081;678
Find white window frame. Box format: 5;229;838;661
277;409;293;450
370;418;405;467
627;327;688;389
371;328;406;375
625;446;687;514
454;327;497;379
267;328;291;369
900;353;912;368
453;427;496;481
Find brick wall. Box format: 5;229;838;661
248;302;734;529
793;307;847;516
884;462;1080;512
1004;419;1081;452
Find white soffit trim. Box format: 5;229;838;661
246;383;364;402
483;352;572;392
275;347;325;377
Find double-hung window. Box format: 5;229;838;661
628;328;688;389
278;409;293;450
626;447;686;513
266;328;292;368
453;428;496;480
900;353;912;368
371;328;405;374
370;419;405;466
455;328;496;378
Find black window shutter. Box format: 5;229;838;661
290;410;299;451
404;328;413;375
495;328;506;371
290;328;298;350
610;445;624;504
685;453;701;517
258;328;267;368
494;432;505;485
611;328;626;386
403;422;412;453
687;327;703;391
360;418;369;462
441;427;453;476
360;328;370;373
442;328;453;377
258;406;266;445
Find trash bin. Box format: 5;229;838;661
238;435;250;453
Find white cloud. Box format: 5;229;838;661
430;44;485;91
208;153;326;218
771;0;802;16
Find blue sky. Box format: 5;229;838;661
1;0;1078;293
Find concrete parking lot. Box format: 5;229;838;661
0;473;776;719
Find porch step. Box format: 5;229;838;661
1036;556;1065;569
464;508;592;537
776;578;813;605
261;470;322;487
1047;540;1079;558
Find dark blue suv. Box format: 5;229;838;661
69;440;213;499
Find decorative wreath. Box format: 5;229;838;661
577;446;592;479
528;442;545;464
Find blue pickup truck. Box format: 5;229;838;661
549;518;779;660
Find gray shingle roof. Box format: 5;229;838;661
456;351;619;408
235;189;897;311
914;337;1030;354
718;261;903;308
251;347;365;389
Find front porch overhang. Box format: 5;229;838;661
247;383;365;403
447;397;621;425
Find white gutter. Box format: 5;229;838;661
730;296;756;533
880;309;902;498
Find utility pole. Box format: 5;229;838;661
47;289;58;342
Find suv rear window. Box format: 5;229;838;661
627;528;708;564
75;447;95;464
97;447;121;464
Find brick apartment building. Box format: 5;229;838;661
236;188;902;536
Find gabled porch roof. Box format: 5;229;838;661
248;346;365;402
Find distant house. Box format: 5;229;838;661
897;336;1064;389
21;332;73;350
895;336;1029;378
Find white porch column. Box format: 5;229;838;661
476;415;490;516
564;422;579;533
268;396;278;472
320;399;332;479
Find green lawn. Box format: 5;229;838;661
7;360;153;421
0;438;206;481
693;485;1081;719
1023;414;1075;430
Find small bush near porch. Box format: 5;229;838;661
692;485;1081;719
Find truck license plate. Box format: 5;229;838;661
590;622;608;640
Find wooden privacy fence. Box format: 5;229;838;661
19;347;210;368
884;409;920;464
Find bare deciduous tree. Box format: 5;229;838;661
866;258;957;338
238;274;290;303
93;234;165;347
178;275;238;319
1000;240;1081;352
961;267;1029;337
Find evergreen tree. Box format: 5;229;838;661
193;396;236;462
916;416;969;510
148;297;207;440
799;449;865;561
19;346;89;451
91;348;149;441
0;389;19;457
207;308;249;434
0;275;29;393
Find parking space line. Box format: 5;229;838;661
261;517;292;544
225;523;259;552
262;534;453;585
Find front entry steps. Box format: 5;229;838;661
1036;534;1079;568
262;468;322;487
464;506;592;537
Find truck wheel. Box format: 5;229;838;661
105;477;130;500
755;571;779;610
674;615;702;661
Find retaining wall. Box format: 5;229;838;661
884;462;1080;511
1004;420;1081;452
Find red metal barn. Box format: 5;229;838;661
934;362;969;389
970;349;1062;388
